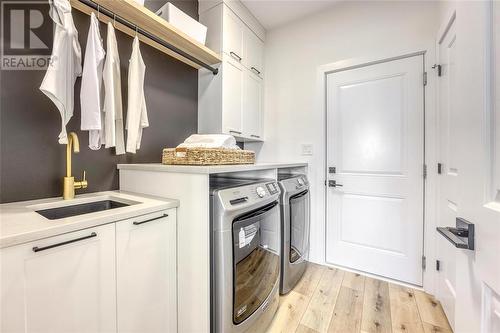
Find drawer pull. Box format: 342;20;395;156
250;134;260;138
33;232;97;252
251;67;261;75
133;214;168;226
230;52;242;61
229;130;242;135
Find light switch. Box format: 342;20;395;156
301;144;313;156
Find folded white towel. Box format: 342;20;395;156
180;134;239;149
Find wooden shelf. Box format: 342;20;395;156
70;0;221;71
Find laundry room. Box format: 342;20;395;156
0;0;499;332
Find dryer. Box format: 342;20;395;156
278;174;310;295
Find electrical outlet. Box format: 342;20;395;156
301;144;313;156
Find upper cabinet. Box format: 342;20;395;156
198;1;265;142
244;29;264;77
223;8;245;62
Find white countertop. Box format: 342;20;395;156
117;162;308;174
0;191;179;249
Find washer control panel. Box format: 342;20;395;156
219;180;280;207
266;182;279;195
256;186;266;198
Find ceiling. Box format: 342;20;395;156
240;0;340;30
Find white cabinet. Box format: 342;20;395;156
1;224;117;333
1;209;177;333
223;6;244;62
199;3;265;142
116;210;177;333
242;70;263;139
244;29;264;77
222;56;244;135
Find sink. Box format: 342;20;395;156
36;200;130;220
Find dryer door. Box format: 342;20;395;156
232;201;279;325
289;190;310;263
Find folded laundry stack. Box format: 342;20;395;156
162;134;255;165
177;134;240;150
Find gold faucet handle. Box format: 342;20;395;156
75;171;88;189
81;170;88;188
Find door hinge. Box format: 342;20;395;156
432;64;442;77
423;164;427;179
422;256;426;270
437;163;443;175
423;72;428;86
436;260;441;271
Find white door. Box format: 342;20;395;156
0;224;116;333
435;3;500;332
435;17;458;329
244;28;264;77
326;55;425;285
242;70;263;140
116;210;177;333
223;5;243;62
222;55;243;136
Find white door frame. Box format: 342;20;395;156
317;48;439;293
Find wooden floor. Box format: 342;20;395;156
265;263;452;333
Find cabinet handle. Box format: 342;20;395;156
133;214;168;225
230;52;242;61
32;232;97;252
229;130;242;135
251;134;260;138
251;67;261;75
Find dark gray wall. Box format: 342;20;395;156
0;0;199;203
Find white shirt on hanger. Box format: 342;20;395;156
80;12;105;150
39;0;82;144
126;36;149;154
103;22;125;155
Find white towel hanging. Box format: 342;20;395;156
103;22;125;155
126;36;149;154
80;12;105;150
39;0;82;144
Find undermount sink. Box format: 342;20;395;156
36;200;130;220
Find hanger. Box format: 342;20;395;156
113;13;116;27
97;4;100;20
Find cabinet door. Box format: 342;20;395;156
244;29;264;77
223;5;244;62
1;224;116;333
222;56;244;136
242;70;263;140
116;210;177;333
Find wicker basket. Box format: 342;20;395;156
162;147;255;165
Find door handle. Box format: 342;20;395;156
328;180;343;188
32;232;97;252
230;52;242;61
133;214;168;225
251;67;261;75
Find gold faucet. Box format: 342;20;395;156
63;132;88;200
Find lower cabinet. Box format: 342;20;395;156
1;224;117;333
116;211;177;333
0;209;177;333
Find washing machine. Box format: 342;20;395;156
278;174;310;294
210;177;281;333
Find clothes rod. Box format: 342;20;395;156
78;0;219;75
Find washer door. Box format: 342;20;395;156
289;190;310;263
232;201;279;325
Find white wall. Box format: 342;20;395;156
247;0;440;273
